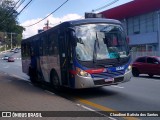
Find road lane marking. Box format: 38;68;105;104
77;97;139;120
77;103;95;111
76;103;111;118
108;117;117;120
112;85;124;89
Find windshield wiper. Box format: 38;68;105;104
93;32;100;63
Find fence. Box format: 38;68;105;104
131;51;160;63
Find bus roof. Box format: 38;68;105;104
64;18;121;26
22;18;121;42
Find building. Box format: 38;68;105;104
38;20;51;34
100;0;160;54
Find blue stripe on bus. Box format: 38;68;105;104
71;57;131;86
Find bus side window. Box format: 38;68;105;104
54;33;59;56
25;43;30;58
42;35;48;56
30;39;35;56
48;32;58;56
21;43;26;58
54;44;58;55
49;34;54;55
39;38;43;56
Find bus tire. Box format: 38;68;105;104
50;71;60;91
29;67;37;84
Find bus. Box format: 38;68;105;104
21;18;132;89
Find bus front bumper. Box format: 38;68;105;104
74;70;132;89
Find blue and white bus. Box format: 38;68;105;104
21;18;132;89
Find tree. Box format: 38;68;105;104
0;0;25;47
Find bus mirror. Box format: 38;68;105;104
103;38;107;44
71;31;77;47
68;27;77;46
72;37;77;47
103;38;111;47
103;34;112;47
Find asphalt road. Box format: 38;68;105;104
0;51;29;80
0;51;160;120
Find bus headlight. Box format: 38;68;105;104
76;67;91;77
125;65;132;73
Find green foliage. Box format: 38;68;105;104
0;0;25;47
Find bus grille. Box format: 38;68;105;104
94;80;113;85
91;70;124;79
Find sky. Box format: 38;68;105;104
15;0;133;38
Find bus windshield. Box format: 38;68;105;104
74;23;129;61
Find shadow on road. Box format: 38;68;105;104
39;84;120;101
138;75;160;80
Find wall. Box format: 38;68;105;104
122;11;160;52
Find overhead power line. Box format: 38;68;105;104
0;0;21;25
0;0;32;28
9;0;21;12
92;0;119;12
15;0;26;11
17;0;33;16
23;0;69;27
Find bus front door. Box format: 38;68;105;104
59;32;69;86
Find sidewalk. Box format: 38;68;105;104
0;72;109;120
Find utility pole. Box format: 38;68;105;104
11;32;12;49
7;32;16;49
4;34;7;51
158;10;160;56
45;20;49;30
47;20;49;30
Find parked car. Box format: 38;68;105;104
8;57;15;62
10;48;15;52
3;55;9;60
14;50;19;53
132;56;160;77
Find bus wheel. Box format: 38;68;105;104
50;71;60;91
29;67;37;84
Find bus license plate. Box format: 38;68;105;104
105;78;114;82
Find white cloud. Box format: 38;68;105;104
21;14;83;39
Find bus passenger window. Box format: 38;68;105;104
48;33;58;55
39;39;43;56
54;46;58;55
42;36;48;56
